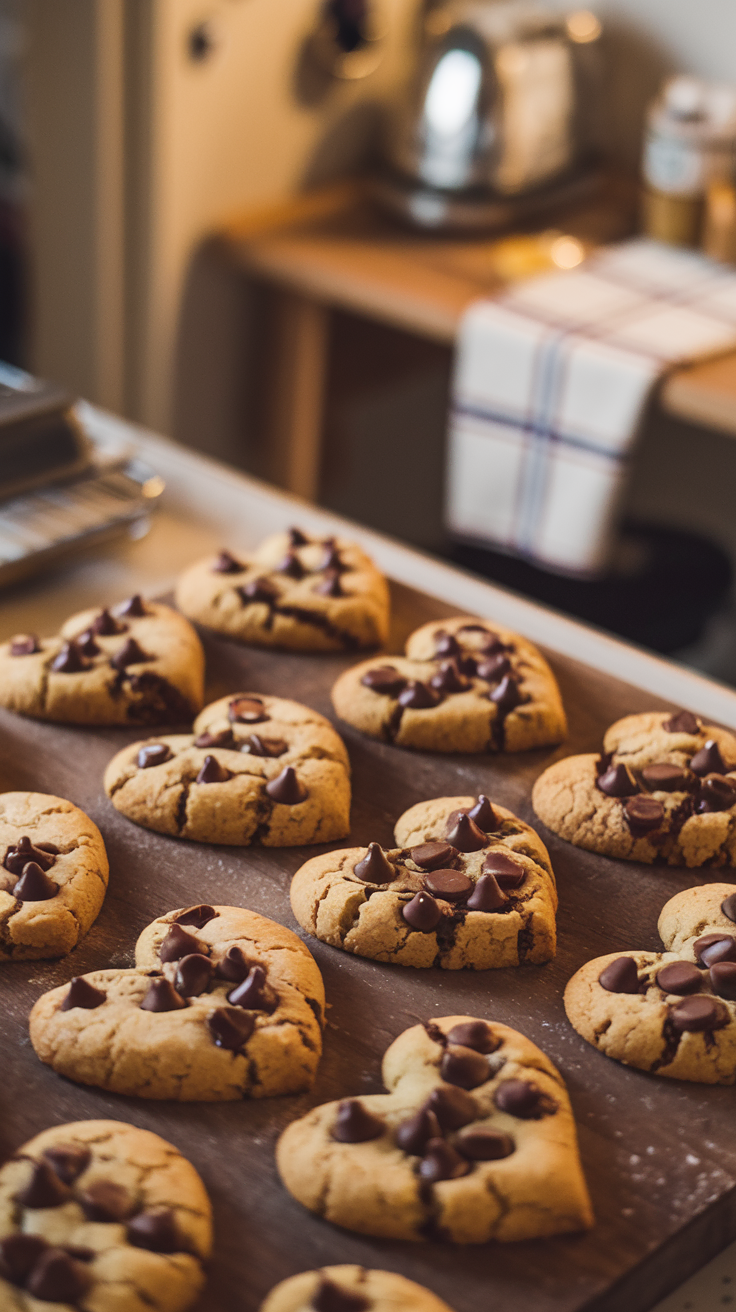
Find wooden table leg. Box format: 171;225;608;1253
263;287;330;501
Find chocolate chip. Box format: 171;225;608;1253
111;637;150;670
331;1099;384;1143
395;1108;442;1155
194;729;236;749
212;549;244;573
76;630;100;657
710;962;736;1000
137;743;172;769
430;660;470;694
320;542;343;572
139;979;187;1012
175;953;214;997
215;945;250;982
694;933;736;967
598;956;640;994
641;763;691;792
10;633;40;656
80;1181;132;1222
207;1006;254;1049
397;680;441;710
360;665;407;696
175;904;218;929
159;924;202;962
481;851;525;888
0;1233;48;1284
314;568;343;597
42;1146;90;1185
669;996;727;1032
50;641;87;674
467;795;497;831
402;890;441;932
656;961;702;995
229;696;268;724
424;1085;477;1131
4;835;56;874
25;1249;91;1302
456;1129;515;1161
238;578;278;605
419;1138;470;1182
457;654;478;676
722;894;736;923
276;550;305;579
424;870;473;901
265;766;308;804
228;964;277;1012
624;795;664;837
196;754;231;785
353;842;397;884
288;526;308;546
690;739;726;777
61;977;106;1010
242;733;288;757
476;654;511;682
495;1079;554;1119
597;763;638;797
434;630;460;658
16;1160;72;1208
466;873;508;911
312;1281;369;1312
446;1021;499;1053
444;813;486;852
665;710;700;734
698;773;736;812
127;1208;183;1254
92;608;126;635
488;674;521;712
440;1044;489;1089
116;594;148;617
409;842;458;870
13;862;57;902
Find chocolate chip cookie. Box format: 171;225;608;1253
29;904;325;1099
0;1119;212;1311
533;709;736;865
276;1015;593;1243
565;883;736;1083
331;616;566;752
175;529;390;652
1;791;108;960
261;1267;456;1312
103;692;351;846
0;596;204;725
291;794;556;969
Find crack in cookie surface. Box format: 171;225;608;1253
331;617;566;754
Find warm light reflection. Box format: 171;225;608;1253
424;48;482;137
550;235;585;268
566;10;602;43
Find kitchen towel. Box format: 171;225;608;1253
447;238;736;575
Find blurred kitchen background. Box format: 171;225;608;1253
3;0;736;682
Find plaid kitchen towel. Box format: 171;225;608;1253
447;239;736;575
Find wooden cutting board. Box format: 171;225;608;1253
2;580;735;1312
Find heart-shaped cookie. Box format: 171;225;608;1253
1;791;108;960
276;1015;592;1243
0;1119;212;1312
533;710;736;866
29;904;325;1099
291;794;556;968
565;883;736;1083
0;596;204;725
331;616;566;752
261;1267;455;1312
104;692;351;845
175;529;390;652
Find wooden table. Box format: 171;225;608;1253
4;407;736;1312
222;180;736;501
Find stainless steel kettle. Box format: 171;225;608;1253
377;1;603;230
